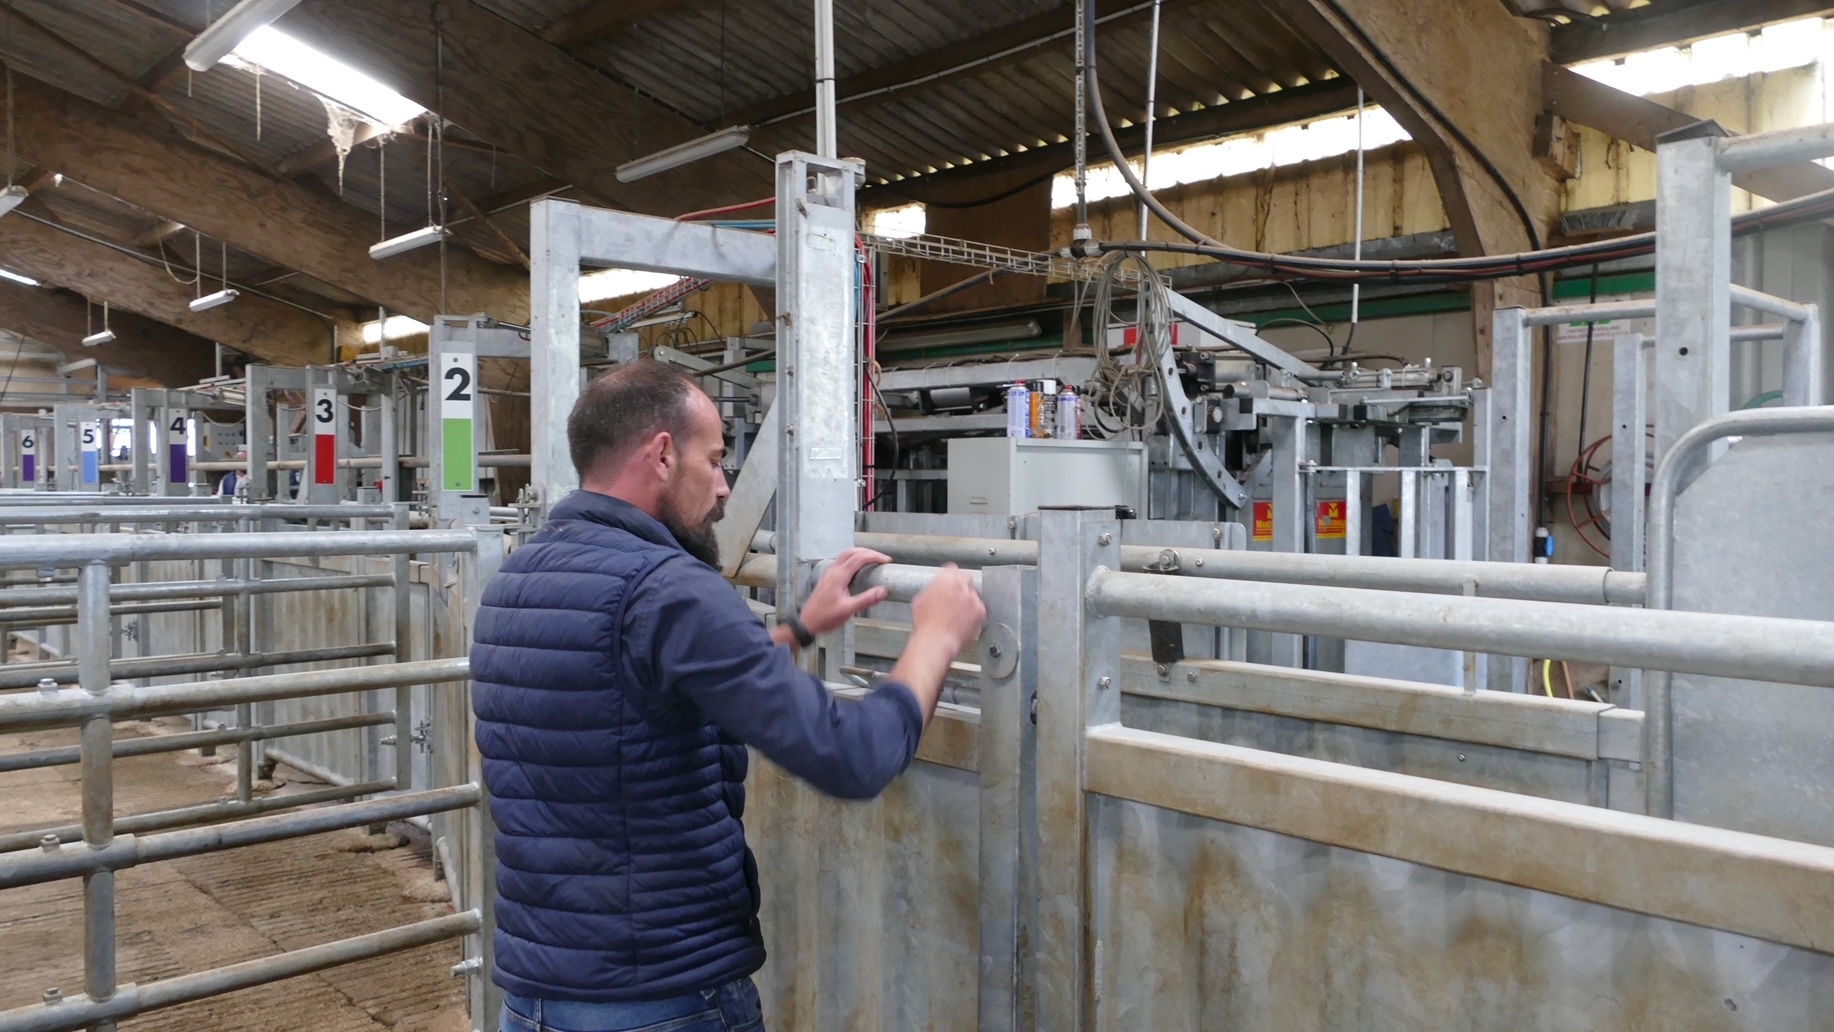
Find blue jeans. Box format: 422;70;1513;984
500;978;765;1032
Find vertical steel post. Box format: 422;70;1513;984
1654;125;1732;467
77;560;117;1031
129;389;153;495
1609;333;1649;707
774;153;862;678
1783;303;1824;407
1265;416;1304;667
379;371;401;504
1034;510;1121;1031
978;564;1037;1032
245;368;274;502
1487;307;1533;691
530;199;584;519
394;505;414;792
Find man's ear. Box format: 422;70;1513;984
652;431;676;477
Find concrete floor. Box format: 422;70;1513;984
0;718;468;1032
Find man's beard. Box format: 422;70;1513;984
661;494;725;568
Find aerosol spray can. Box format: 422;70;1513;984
1055;386;1080;440
1033;379;1059;438
1006;383;1030;438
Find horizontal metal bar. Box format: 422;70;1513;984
0;504;398;525
0;712;394;774
1729;284;1810;321
0;780;394;854
1087;570;1834;685
0;642;398;691
1084;725;1834;955
0;574;396;608
1115;546;1643;605
1731;323;1788;342
1719;121;1834;172
734;554;979;602
1123;655;1627;761
755;530;1644;605
0;784;479;890
0;911;480;1032
0;657;467;729
1520;299;1656;326
0;528;477;571
0;599;220;626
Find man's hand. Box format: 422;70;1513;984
893;565;987;727
798;547;894;636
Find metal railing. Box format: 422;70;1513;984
0;524;500;1032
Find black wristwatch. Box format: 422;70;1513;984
782;613;817;648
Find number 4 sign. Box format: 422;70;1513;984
311;387;337;486
441;353;477;493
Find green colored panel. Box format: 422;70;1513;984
442;418;476;492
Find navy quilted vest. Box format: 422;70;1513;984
470;493;763;1002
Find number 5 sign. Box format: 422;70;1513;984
440;353;477;493
80;422;100;486
311;387;337;486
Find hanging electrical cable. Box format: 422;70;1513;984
1072;0;1834;282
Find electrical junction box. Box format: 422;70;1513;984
946;437;1147;517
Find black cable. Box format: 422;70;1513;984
1316;0;1543;254
1574;262;1600;470
1257;317;1338;352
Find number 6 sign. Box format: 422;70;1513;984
19;430;35;484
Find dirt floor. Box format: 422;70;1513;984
0;717;470;1032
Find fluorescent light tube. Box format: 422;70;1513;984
0;268;37;286
185;0;305;72
369;225;446;260
0;185;27;217
81;329;116;348
616;127;750;183
189;288;240;312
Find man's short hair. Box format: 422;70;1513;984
567;359;705;478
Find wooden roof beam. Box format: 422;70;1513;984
0;279;218;386
9;76;530;324
281;0;767;216
1542;61;1834;202
540;0;687;49
0;210;353;367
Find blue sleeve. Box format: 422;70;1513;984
623;555;924;800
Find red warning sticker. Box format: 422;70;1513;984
1252;501;1273;543
1315;499;1347;540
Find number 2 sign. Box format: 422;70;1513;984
440;353;477;493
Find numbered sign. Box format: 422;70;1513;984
79;422;100;486
440;353;477;493
166;414;188;484
311;387;337;486
19;429;35;483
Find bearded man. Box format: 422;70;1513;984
470;360;984;1032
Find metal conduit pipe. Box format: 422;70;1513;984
0;712;394;774
1644;405;1834;818
1085;570;1834;687
0;911;480;1032
0;528;477;571
750;532;1645;604
0;780;396;854
1520;299;1656;326
0;657;468;729
188;455;532;472
0;784;480;891
0;574;397;608
0;642;398;692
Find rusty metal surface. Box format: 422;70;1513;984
746;753;982;1031
1090;792;1834;1030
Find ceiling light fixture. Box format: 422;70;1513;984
82;299;115;347
185;0;306;72
0;267;37;286
369;224;446;260
189;288;240;312
615;127;750;183
0;184;22;217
